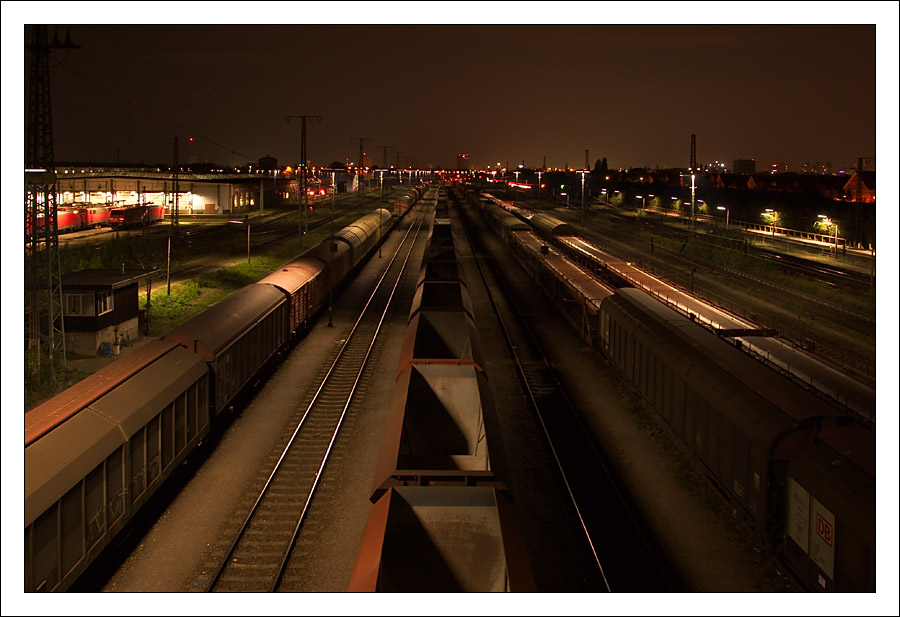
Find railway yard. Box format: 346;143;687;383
20;183;884;610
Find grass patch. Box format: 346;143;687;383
24;349;92;410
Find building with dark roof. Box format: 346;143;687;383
61;268;158;356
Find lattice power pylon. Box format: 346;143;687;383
26;26;77;382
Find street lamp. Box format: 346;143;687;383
762;209;777;240
717;206;729;230
537;170;542;202
328;171;336;327
228;218;251;263
817;214;838;255
378;171;386;258
577;170;588;233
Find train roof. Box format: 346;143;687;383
608;288;846;426
255;257;325;294
530;212;574;238
162;284;286;361
25;339;181;446
25;346;207;525
304;236;351;265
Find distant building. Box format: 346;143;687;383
457;153;470;171
258;154;278;170
842;171;875;203
733;159;756;174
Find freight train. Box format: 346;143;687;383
467;187;875;592
348;187;535;592
24;190;423;592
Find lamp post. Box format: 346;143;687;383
378;171;385;259
577;169;588;233
636;195;645;219
537;170;542;202
717;206;729;230
328;171;336;327
229;218;250;263
818;214;838;256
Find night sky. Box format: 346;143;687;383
6;5;895;173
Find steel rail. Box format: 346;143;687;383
454;199;611;592
205;211;425;592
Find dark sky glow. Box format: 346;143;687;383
7;8;892;173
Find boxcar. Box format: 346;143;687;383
255;256;328;335
784;424;875;592
305;237;352;290
25;342;208;592
162;284;289;417
598;288;847;535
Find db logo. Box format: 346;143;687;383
816;514;834;547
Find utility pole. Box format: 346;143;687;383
354;137;371;206
382;145;392;169
173;137;179;229
26;25;77;382
690;134;697;233
286;114;322;248
354;137;371;169
577;169;588;234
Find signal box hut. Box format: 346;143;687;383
61;268;158;356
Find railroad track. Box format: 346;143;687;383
454;191;675;592
201;212;426;592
